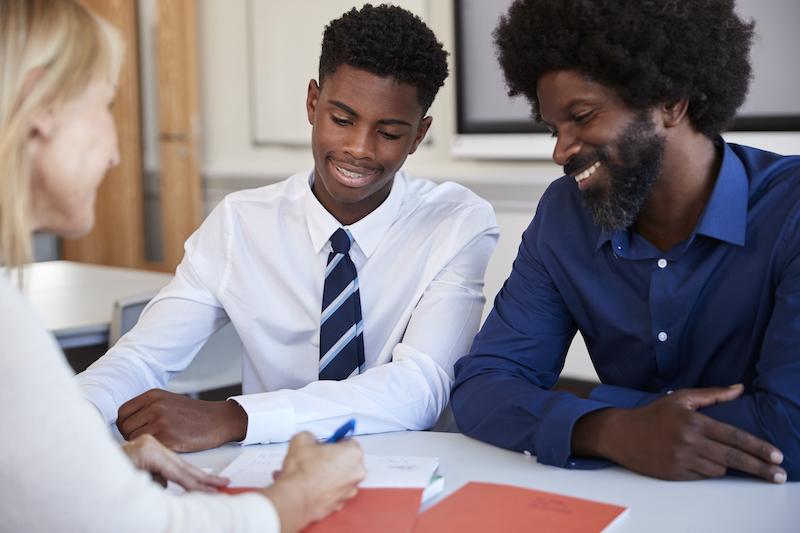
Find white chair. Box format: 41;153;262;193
109;291;242;398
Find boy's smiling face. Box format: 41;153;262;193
307;64;431;225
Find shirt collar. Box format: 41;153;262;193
596;141;749;253
694;142;748;246
305;168;406;258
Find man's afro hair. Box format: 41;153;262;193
494;0;755;138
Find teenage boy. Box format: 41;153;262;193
78;4;498;452
452;0;799;483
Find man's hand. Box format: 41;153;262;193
122;434;230;491
571;384;787;483
117;389;248;452
260;432;366;533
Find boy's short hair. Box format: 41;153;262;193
319;3;449;115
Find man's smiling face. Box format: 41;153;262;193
538;69;666;232
306;64;432;225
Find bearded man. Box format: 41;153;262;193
451;0;800;484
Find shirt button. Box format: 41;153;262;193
657;259;667;269
658;331;668;342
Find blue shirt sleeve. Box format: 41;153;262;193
452;204;613;469
588;384;663;409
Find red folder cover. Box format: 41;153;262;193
303;487;423;533
412;482;629;533
220;486;424;533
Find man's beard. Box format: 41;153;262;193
566;113;666;232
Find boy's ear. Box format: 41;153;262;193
408;116;432;155
306;79;321;126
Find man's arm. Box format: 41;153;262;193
452;222;615;469
571;385;786;483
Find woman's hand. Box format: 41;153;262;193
122;434;230;492
260;432;366;533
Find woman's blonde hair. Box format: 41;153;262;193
0;0;124;272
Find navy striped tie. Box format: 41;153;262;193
319;228;365;380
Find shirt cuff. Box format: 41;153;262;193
535;398;613;469
230;392;296;445
589;384;663;409
77;383;120;425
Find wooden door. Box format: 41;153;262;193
64;0;201;273
63;0;145;268
154;0;202;270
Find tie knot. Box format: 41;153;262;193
330;228;352;254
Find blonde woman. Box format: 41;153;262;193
0;1;365;532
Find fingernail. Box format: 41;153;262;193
773;472;787;484
771;450;784;464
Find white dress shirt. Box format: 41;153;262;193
76;169;499;444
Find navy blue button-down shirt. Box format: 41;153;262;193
452;142;800;479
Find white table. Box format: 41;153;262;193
176;431;800;533
22;260;173;348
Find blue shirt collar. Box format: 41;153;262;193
694;142;748;246
596;142;748;255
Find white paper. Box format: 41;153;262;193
218;449;439;489
218;450;286;488
360;455;439;489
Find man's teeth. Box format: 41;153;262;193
336;165;370;179
575;161;601;183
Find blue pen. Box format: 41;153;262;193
325;419;356;443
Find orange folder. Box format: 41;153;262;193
412;482;629;533
220;486;424;533
303;487;423;533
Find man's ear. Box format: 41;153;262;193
408;116;433;155
306;79;321;126
661;98;690;128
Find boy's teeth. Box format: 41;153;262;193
336;165;368;179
